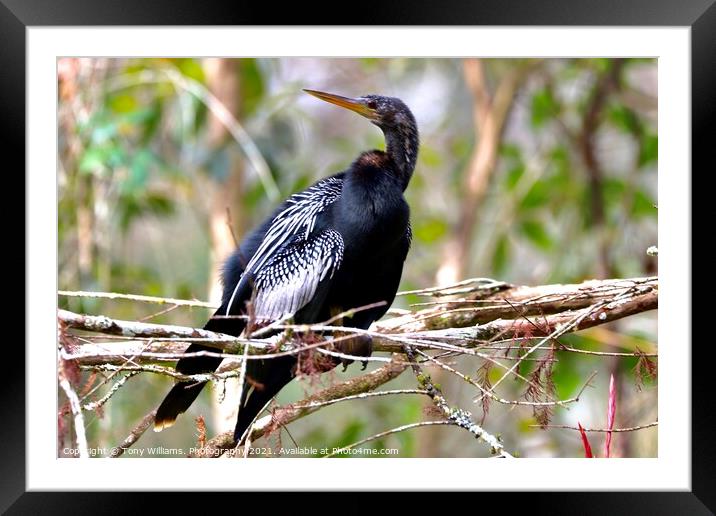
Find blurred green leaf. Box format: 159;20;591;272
608;104;641;134
504;164;525;191
520;220;553;251
530;87;559;128
549;146;570;180
117;190;175;231
551;337;588;398
145;192;175;216
359;58;381;70
592;58;612;73
499;143;522;160
500;143;525;191
419;146;442;168
632;189;656;219
639;133;658;167
492;235;510;276
124;106;161;127
109;93;138;114
327;420;365;457
239;59;265;115
124;149;155;192
414;218;448;243
140;99;163;144
171;58;206;84
602;177;626;205
520;181;551;210
451;137;471;160
79;147;108;174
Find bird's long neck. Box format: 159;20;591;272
383;123;419;191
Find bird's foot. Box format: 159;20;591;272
335;334;373;371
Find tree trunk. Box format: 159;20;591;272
203;58;246;435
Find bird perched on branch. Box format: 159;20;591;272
154;89;419;445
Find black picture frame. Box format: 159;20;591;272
4;0;709;512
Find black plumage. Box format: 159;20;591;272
154;90;419;444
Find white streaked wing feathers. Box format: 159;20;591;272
253;229;344;321
246;176;342;273
224;176;343;317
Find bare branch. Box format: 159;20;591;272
82;371;138;412
379;276;657;333
110;410;157;458
58;275;657;458
534;422;658;433
324;421;454;458
59;290;217;308
403;345;513;458
189;354;408;457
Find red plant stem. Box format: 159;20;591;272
578;422;594;458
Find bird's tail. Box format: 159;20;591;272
233;356;297;444
153;312;244;432
233;334;372;443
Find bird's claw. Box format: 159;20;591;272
335;334;373;371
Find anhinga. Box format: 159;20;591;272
154;89;419;444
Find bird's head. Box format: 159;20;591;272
303;89;416;133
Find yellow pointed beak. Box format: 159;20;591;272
303;89;378;120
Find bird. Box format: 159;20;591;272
154;89;419;445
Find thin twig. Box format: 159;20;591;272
475;301;608;405
139;304;181;322
189;354;409;457
298;388;429;410
324;421;454;458
59;290;217;308
415;348;596;409
110;410;157;458
403;345;513;458
225;206;239;248
82;371;138;412
534;422;658;433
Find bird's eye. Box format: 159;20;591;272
367;100;378;110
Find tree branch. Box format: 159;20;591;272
188;354;408;457
403;344;513;457
58;275;657;458
60;276;657;364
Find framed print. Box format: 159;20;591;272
4;0;712;511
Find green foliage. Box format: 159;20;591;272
492;235;510;276
552;335;597;398
639;133;658;167
414;218;448;243
238;59;265;115
117;192;175;232
504;164;525;191
530;86;559;128
608;103;641;134
325;420;366;457
632;189;657;219
170;58;206;84
520;221;553;251
519;180;552;211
